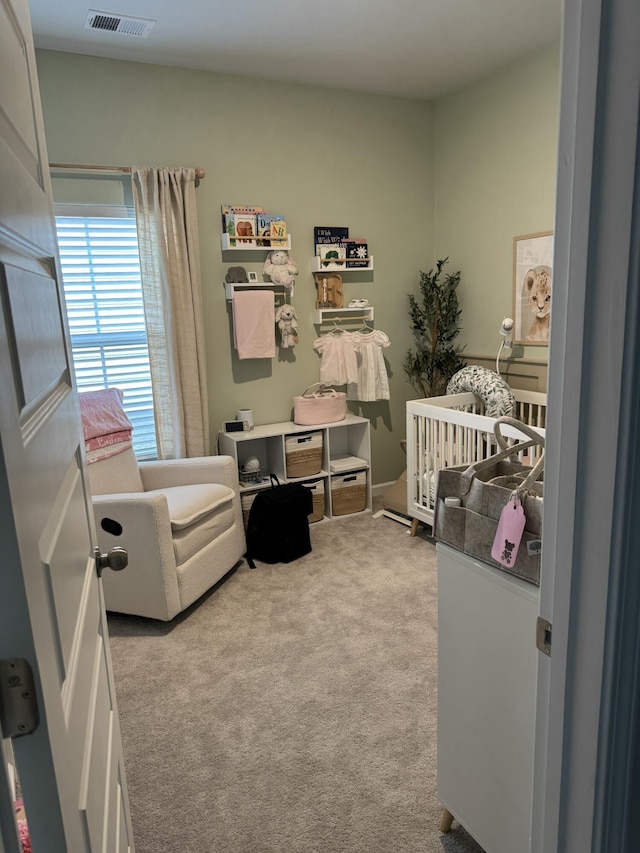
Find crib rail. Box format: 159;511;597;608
406;389;547;527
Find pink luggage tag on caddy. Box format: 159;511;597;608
491;491;526;568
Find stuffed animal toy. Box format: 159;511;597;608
225;266;248;283
263;250;298;290
275;304;299;348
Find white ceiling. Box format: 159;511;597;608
28;0;562;101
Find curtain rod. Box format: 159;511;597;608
49;163;206;180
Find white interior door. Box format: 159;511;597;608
0;0;134;850
533;1;640;850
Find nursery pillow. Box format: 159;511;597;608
446;365;516;419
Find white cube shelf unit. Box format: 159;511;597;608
218;414;372;521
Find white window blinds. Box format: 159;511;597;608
55;213;158;459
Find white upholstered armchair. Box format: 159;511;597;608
80;389;246;621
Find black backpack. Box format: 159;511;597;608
245;476;313;568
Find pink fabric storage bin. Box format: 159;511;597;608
293;383;346;426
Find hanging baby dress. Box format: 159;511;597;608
313;331;359;386
347;329;391;401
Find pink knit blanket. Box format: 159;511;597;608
78;388;134;462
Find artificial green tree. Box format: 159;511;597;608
404;257;465;398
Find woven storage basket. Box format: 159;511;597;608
293;383;346;426
240;491;258;530
239;468;262;485
285;432;323;478
301;479;325;523
331;470;367;516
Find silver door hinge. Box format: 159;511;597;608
536;617;552;656
0;659;39;738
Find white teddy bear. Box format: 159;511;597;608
263;250;298;290
275;304;299;348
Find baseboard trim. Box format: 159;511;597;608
372;480;394;497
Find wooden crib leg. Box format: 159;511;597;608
410;517;420;537
440;808;455;833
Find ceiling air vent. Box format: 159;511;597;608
84;10;156;38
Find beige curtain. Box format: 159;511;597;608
132;167;209;458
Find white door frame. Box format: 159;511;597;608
533;0;640;850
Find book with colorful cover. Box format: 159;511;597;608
318;244;347;268
269;219;288;247
222;204;264;246
342;238;369;268
256;213;285;246
233;213;258;246
314;226;349;247
221;205;236;244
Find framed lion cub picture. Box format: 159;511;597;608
513;231;554;345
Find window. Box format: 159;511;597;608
55;211;158;459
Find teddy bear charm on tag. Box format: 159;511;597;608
491;493;526;568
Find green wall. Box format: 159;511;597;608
35;45;560;485
36;50;435;485
434;42;560;364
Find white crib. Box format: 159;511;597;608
406;389;547;529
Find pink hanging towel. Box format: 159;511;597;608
233;290;276;359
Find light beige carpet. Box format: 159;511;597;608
108;505;486;853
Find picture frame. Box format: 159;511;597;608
513;231;554;345
247;271;259;283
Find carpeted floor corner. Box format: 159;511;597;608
107;506;486;853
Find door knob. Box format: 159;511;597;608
94;546;128;578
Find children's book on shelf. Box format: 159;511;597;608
221;205;236;244
256;213;285;246
342;239;369;268
233;213;258;247
314;226;349;247
221;204;264;246
269;219;288;247
318;244;347;268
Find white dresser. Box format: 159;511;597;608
437;543;540;853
